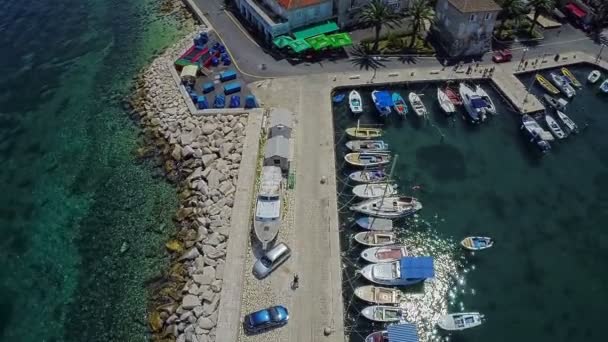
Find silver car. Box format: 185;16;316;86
253;243;291;279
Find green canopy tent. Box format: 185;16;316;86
287;39;312;53
306;34;332;51
293;21;339;40
327;32;353;48
272;35;294;49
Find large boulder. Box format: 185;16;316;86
182;294;201;310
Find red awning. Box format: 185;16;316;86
565;3;587;19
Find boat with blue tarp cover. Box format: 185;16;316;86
372;90;392;117
460;83;485;123
359;256;435;286
388;323;419;342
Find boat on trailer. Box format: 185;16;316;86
345;140;389;152
361;305;403;323
460;236;494;251
350;196;422;219
355;217;394;231
361;245;407;263
349;90;363;114
354;231;396;246
438;312;485;331
352;183;397;198
349;170;388;183
588;70;601;84
355;285;402;304
345;152;391;167
545;114;567;139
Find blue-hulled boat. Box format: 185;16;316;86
333;93;346;103
229;95;240;108
214;94;225;108
391;92;408;116
196;95;208;110
360;256;435;286
461;236;494;251
355;217;393;231
372;90;392;117
244;95;257;108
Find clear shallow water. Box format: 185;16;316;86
333;66;608;342
0;0;188;340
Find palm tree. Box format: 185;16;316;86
358;0;401;51
528;0;555;35
405;0;434;48
350;43;385;82
497;0;526;35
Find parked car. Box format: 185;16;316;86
252;242;291;279
492;49;512;63
243;305;289;333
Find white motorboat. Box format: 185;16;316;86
438;312;485;331
521;115;552;153
460;236;494;251
556;111;579;134
475;85;497;115
545;114;566;139
355;285;402;304
588;70;601;84
361;245;407;263
408;92;427;117
601;79;608;93
359;256;435;286
345;152;391;167
459;83;485;123
349;90;363;114
550;72;576;98
350;196;422;219
361;305;403;323
345;140;389;152
253;166;282;249
352;183;397;198
354;231;396;246
437;87;456;114
349;170;388;183
543;94;568;111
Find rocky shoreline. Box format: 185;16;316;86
130;26;248;342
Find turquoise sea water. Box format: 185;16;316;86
334;65;608;341
0;0;188;340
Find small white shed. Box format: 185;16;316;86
268;108;293;139
264;136;290;172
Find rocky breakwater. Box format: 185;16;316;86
131;29;248;342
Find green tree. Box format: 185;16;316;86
528;0;555;34
350;43;385;82
358;0;401;52
497;0;526;35
405;0;435;48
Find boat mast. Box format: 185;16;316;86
372;154;398;220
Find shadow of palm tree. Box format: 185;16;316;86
398;55;418;64
350;43;386;82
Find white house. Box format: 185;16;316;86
434;0;501;57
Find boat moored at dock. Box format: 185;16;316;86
543;94;568;111
550;72;576;98
355;285;402;304
588;70;601;84
437;87;456;114
361;245;407;263
392;92;408;116
545;114;567;139
459;83;485;124
349;90;363;114
561;67;581;88
535;74;560;95
352;183;397;198
475;85;497;115
350;196;422;218
354;231;396;246
521;115;553;153
361;305;403;322
346;127;383;139
345;152;391;167
365;331;388;342
408;92;427;117
359;256;435;286
372;90;392;117
345;140;389;152
349;170;388;183
556;110;579;134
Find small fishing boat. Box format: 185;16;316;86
345;127;383;139
588;70;601;84
352;183;397;198
355;285;402;305
437;87;456;114
600;79;608;93
550;72;576;98
545;115;567;139
438;312;485;331
459;83;485;124
350;196;422;219
372;90;392;117
361;306;403;323
345;153;391;167
253;166;282;249
349;170;388;183
535;74;560;95
364;331;388;342
475;85;497;115
349;90;363;114
355;217;394;231
332;93;346;103
345;140;389;152
391;92;408;116
561;67;581;88
359;256;435;286
408;92;427;117
444;86;463;105
521;115;552;153
556;110;579;134
361;245;407;263
354;231;396;246
460;237;494;251
543;94;568;111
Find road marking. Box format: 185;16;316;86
224;10;261;48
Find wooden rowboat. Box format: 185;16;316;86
361;305;403;322
345;127;383;139
355;285;402;304
460;236;494;251
344;153;391;167
353;231;396;246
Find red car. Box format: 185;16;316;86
492;49;513;63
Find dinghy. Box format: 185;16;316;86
361;245;407;263
437;87;456;114
561;67;581;88
359;256;435;286
600;79;608;93
588;70;601;84
355;217;393;231
543;94;568;111
345;140;389;152
354;231;396;246
355;285;402;305
332;93;345;103
556;110;579;134
392;92;408;116
253;166;282;249
361;305;403;323
550;72;576;98
475;85;497;115
350;196;422;219
364;331;388;342
352;183;397;198
349;90;363;114
545;115;567;139
346;127;383;139
460;236;494;251
408;92;427;117
438;312;485;331
345;153;391;167
372;90;392;117
349;170;388;183
535;74;560;95
459;83;485;123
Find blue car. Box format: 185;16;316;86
243;305;289;333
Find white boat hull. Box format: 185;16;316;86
545;115;566;139
352;183;397;198
354;232;396;246
588;70;601;84
438;312;484;331
408;92;427;117
361;245;407;263
349;90;363;113
361;305;403;322
350;196;422;219
437;88;456;114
